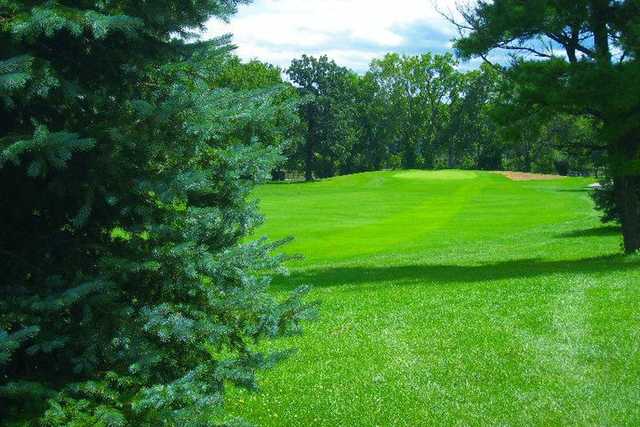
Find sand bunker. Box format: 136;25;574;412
494;171;566;181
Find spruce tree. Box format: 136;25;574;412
0;1;311;425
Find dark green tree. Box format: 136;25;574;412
214;56;302;181
287;55;359;180
454;0;640;252
0;1;312;425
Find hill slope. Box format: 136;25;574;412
230;170;640;426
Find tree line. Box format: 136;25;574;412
261;54;601;182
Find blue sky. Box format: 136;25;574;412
204;0;483;72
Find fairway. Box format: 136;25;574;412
229;170;640;426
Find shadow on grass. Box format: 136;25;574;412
274;254;639;291
555;188;592;193
266;180;314;185
557;225;621;238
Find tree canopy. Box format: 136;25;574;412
453;0;640;252
283;52;592;180
0;1;312;425
286;55;359;180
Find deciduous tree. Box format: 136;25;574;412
287;55;359;180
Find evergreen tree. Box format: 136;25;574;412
453;0;640;252
0;1;312;425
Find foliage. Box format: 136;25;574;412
286;55;360;180
439;63;505;170
215;57;284;90
283;52;598;179
285;53;512;178
0;1;312;425
497;111;600;175
367;53;463;169
349;72;393;171
592;181;620;223
453;0;640;252
271;35;616;185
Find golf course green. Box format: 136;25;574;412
229;170;640;426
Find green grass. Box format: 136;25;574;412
229;170;640;426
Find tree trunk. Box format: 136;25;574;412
448;143;455;169
305;114;315;182
614;175;640;253
305;142;313;181
611;134;640;253
589;0;612;65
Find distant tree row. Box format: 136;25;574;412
273;53;601;181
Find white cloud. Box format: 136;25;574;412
204;0;464;72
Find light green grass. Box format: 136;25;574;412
229;170;640;426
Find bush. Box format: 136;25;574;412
591;180;620;224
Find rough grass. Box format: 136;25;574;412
229;170;640;426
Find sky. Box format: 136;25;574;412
204;0;481;73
